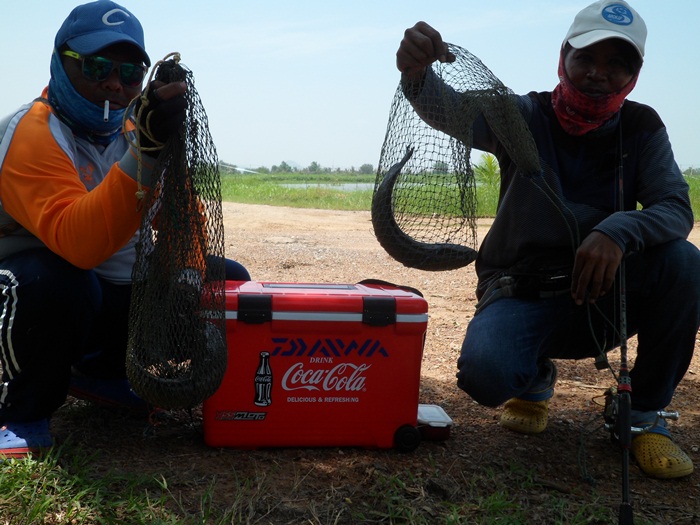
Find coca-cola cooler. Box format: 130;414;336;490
203;281;429;451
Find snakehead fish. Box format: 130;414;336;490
371;147;477;271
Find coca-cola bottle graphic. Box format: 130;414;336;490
254;351;273;406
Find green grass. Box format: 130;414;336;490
220;170;498;216
688;175;700;219
221;171;700;220
1;444;623;525
1;447;171;524
0;444;251;525
220;173;374;211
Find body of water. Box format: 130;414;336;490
279;182;375;192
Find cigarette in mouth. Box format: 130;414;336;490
103;100;109;122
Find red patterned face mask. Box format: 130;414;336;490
551;48;638;136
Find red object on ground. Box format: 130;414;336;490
203;281;428;450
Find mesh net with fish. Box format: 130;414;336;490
372;43;540;271
126;56;227;409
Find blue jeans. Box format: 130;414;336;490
457;239;700;431
0;247;249;422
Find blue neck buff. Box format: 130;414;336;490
48;51;126;144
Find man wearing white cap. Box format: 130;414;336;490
396;1;698;479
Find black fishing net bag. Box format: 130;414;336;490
126;57;227;409
372;44;541;271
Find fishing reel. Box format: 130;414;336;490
603;387;680;441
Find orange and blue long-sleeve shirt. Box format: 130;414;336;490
0;88;154;283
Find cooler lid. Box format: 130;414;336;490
226;281;428;325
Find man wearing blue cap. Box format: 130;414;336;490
0;1;248;458
396;0;698;479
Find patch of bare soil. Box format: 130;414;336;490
54;203;700;524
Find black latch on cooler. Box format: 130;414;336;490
362;297;396;326
238;294;273;324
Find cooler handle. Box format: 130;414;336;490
238;294;273;324
357;278;424;298
363;297;397;327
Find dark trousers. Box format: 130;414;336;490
457;239;700;414
0;247;249;423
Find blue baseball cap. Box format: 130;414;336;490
55;1;150;66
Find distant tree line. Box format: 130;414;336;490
224;158;699;178
224;160;375;175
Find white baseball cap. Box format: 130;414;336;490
564;0;646;58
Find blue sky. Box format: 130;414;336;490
3;1;699;171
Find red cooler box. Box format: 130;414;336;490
203;281;428;450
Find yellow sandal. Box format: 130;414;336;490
499;398;550;434
631;433;694;479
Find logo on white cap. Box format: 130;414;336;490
602;4;633;26
102;8;130;27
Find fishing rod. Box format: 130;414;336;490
615;268;633;522
566;110;684;525
601;126;678;525
610;124;634;525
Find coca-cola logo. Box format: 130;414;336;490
281;362;370;392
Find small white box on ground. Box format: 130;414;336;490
417;404;453;441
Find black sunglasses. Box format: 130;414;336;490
61;50;147;87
